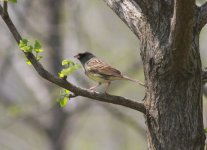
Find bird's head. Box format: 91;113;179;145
74;52;95;65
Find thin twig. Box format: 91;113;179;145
3;1;8;18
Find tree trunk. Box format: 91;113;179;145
104;0;207;149
140;9;205;150
142;32;205;150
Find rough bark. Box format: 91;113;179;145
142;2;205;149
104;0;205;149
142;14;205;150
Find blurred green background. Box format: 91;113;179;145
0;0;207;150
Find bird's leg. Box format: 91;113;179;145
89;82;101;91
105;82;111;94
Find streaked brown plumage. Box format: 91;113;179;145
74;52;145;93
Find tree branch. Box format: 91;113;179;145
0;4;146;114
103;0;144;39
3;1;7;15
169;0;195;43
198;2;207;31
169;0;195;68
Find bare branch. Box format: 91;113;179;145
103;0;144;39
0;5;146;114
198;2;207;31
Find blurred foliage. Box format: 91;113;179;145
0;0;17;3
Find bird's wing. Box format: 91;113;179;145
85;57;123;77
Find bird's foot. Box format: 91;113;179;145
88;83;101;92
89;87;95;90
104;92;109;95
87;86;97;92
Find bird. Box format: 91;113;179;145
74;52;145;93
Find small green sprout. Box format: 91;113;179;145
57;89;70;107
58;59;82;78
57;60;81;107
18;38;44;65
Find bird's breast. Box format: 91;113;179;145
85;71;109;83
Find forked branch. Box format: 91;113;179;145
198;2;207;31
103;0;144;39
169;0;195;68
0;4;146;114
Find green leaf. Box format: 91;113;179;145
58;72;65;78
57;89;70;107
27;45;33;52
19;39;28;48
20;39;28;45
62;60;71;66
65;89;70;94
60;68;73;76
57;94;69;107
19;39;44;64
20;45;33;52
19;39;33;52
34;40;43;53
36;55;43;61
35;48;43;53
59;97;68;107
59;60;81;78
26;59;32;65
34;40;42;50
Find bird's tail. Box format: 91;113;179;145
122;75;146;87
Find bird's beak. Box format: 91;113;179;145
74;54;79;59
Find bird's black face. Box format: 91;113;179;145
74;52;94;65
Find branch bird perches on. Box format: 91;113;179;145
0;3;146;114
